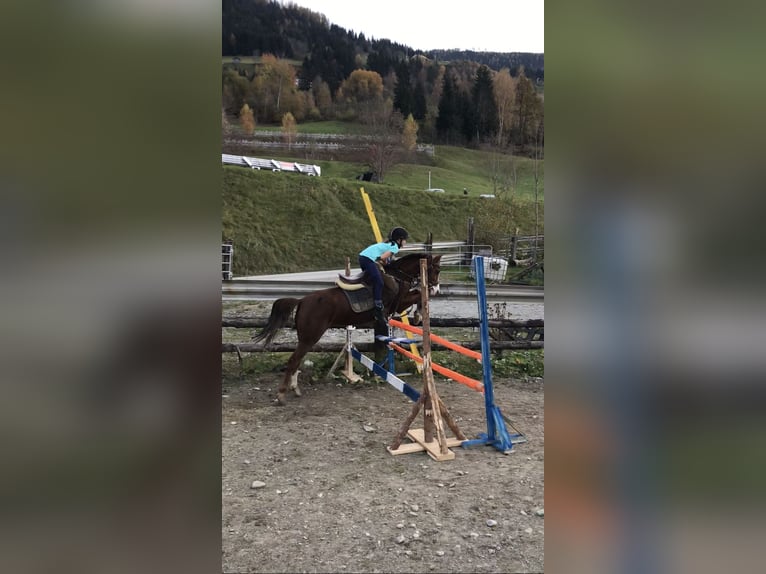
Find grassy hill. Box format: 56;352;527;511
222;158;543;276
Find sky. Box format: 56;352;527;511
282;0;544;53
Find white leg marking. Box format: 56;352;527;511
290;370;301;396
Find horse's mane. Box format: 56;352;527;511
390;252;432;267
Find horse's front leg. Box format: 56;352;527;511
289;369;302;396
412;303;423;326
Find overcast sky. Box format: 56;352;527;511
282;0;544;53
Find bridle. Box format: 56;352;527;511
387;255;437;290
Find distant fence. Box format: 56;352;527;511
226;132;435;157
222;241;233;281
497;235;544;262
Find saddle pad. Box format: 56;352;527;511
342;285;374;313
383;273;397;292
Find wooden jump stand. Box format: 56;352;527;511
335;256;523;459
331;257;470;461
386;259;466;461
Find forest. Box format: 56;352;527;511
222;0;544;151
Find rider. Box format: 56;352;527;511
359;227;409;327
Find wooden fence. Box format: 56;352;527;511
222;316;543;353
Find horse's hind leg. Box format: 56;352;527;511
276;341;313;405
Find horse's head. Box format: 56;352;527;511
389;253;442;296
426;255;442;296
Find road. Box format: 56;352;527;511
232;269;544;321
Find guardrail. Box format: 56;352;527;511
222;280;543;302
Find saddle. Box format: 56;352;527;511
336;268;399;313
336;266;398;292
335;270;368;291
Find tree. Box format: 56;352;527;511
281;112;297;150
436;74;460;144
393;61;413;118
471;65;498;144
222;107;232;137
239;103;255;134
360;98;403;183
514;67;542;148
251;54;299;122
402;113;418;152
493;68;516;148
312;77;333;119
222;68;251;115
337;69;384;103
412;81;427;121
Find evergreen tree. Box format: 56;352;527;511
412;81;427;121
393;61;413;118
472;65;499;143
436;74;459;144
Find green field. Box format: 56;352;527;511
226;142;543;200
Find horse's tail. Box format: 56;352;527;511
251;298;300;345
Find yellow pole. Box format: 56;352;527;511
359;187;423;372
360;187;383;243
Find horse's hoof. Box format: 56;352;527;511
293;387;302;397
275;393;286;406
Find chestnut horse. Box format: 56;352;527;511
252;253;442;404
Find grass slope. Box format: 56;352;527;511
223;166;543;276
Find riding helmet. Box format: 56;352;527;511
389;227;409;243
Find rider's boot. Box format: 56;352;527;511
373;300;387;329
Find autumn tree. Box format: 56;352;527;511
281;112;297;150
311;77;333;119
360;98;403;183
251;54;300;122
493;68;517;148
337;69;384;119
402;113;418;152
514;67;542;148
222;108;232;137
222;68;251;115
421;64;445;142
239;103;255;134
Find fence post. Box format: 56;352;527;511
465;217;475;266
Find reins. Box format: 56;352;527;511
387;254;434;290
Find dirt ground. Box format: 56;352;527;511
222;357;544;574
